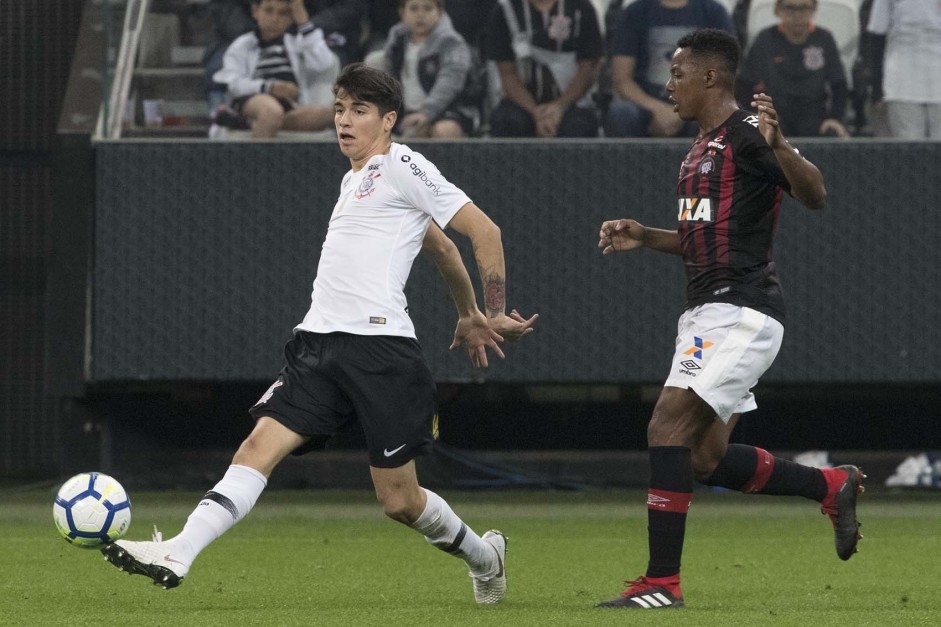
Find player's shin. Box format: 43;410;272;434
171;464;268;562
704;444;827;500
409;488;495;576
646;447;693;581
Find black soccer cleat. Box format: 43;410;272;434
820;465;866;560
596;577;684;609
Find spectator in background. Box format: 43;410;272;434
203;0;365;112
378;0;479;138
203;0;255;111
362;0;401;58
212;0;339;138
866;0;941;139
730;0;751;50
445;0;498;131
605;0;734;137
485;0;604;138
309;0;368;66
737;0;849;138
447;0;498;50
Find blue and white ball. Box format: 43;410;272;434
53;472;132;547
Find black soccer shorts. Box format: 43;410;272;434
249;331;438;468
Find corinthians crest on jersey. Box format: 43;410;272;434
355;170;381;199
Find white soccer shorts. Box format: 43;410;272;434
664;303;784;423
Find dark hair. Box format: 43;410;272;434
333;63;403;116
676;28;740;77
398;0;445;7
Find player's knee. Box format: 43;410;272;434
691;455;721;483
690;441;727;482
231;433;278;475
377;491;412;523
647;411;684;446
375;484;423;524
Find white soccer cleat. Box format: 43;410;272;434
471;530;507;605
100;526;190;589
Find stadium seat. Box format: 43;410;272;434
745;0;862;84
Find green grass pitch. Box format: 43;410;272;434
3;487;940;626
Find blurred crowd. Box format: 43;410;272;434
201;0;941;139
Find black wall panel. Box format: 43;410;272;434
92;140;941;384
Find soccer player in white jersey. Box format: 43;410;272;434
101;63;538;605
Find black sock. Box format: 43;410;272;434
646;446;693;579
704;444;827;501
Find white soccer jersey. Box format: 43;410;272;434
296;142;471;338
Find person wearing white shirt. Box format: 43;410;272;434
867;0;941;138
101;64;538;605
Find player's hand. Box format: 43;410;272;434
271;80;300;101
450;310;505;368
752;93;784;148
599;219;646;254
648;101;683;137
488;309;538;342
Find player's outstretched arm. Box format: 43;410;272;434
422;224;504;368
752;93;827;210
447;203;538;342
599;219;682;256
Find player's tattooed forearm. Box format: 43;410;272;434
484;274;505;318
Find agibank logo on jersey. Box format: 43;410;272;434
409;162;442;196
678;197;713;222
683;336;714;359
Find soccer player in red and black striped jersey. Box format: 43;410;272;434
595;28;864;610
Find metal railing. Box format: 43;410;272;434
98;0;151;139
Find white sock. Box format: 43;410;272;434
409;488;496;577
169;464;267;564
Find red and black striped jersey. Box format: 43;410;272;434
676;109;791;324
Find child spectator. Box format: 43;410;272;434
379;0;479;138
212;0;340;138
485;0;604;138
738;0;849;137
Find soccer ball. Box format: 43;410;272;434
53;472;132;547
